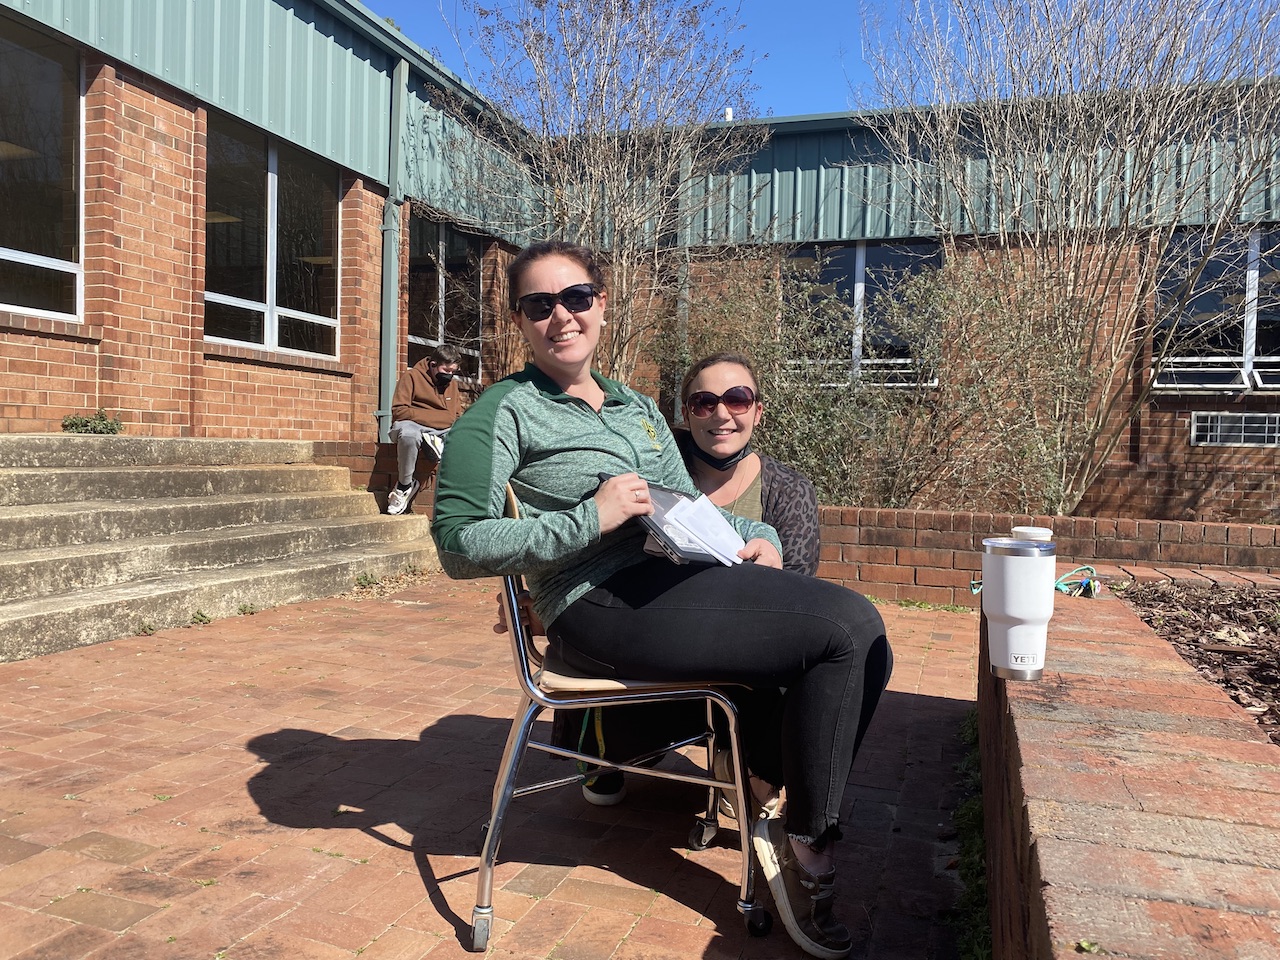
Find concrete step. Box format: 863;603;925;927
0;538;443;663
0;513;433;603
0;490;383;551
0;463;353;506
0;435;314;468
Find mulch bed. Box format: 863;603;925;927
1117;581;1280;747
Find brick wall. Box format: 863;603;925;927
482;241;527;385
820;506;1280;607
86;61;201;434
1079;396;1280;524
0;316;101;432
979;595;1280;958
1;54;387;452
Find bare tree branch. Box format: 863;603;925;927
863;0;1280;513
435;0;767;382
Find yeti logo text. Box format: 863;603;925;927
1011;655;1039;665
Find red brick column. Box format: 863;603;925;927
979;593;1280;958
83;59;200;435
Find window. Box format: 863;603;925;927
407;213;483;380
1154;227;1280;391
1191;412;1280;446
795;240;942;386
204;113;339;356
0;17;80;319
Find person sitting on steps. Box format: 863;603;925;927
386;344;462;515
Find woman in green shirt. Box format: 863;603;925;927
433;241;890;960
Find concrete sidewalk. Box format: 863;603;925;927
0;576;978;960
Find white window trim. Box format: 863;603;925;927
1154;226;1275;393
0;56;84;323
407;225;482;385
806;240;939;389
203;139;341;358
1190;411;1280;447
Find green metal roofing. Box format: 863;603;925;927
1;0;489;202
689;109;1280;245
685;120;937;245
9;1;1270;247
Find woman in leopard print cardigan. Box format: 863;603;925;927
675;351;819;576
575;352;826;807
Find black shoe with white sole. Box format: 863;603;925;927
581;770;627;806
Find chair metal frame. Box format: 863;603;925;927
469;489;771;952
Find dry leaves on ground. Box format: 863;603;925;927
1117;581;1280;746
339;568;436;600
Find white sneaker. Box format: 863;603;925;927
581;771;627;806
423;433;446;461
386;479;420;515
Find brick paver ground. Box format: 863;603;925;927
0;576;979;960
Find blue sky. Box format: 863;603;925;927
362;0;874;119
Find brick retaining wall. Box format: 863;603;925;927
978;592;1280;959
819;507;1280;607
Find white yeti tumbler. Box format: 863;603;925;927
982;537;1056;681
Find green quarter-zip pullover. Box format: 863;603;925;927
431;364;781;628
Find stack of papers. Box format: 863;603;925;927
665;494;745;565
639;483;745;566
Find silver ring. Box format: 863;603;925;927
634;489;642;501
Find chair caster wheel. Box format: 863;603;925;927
745;908;773;937
688;819;717;851
471;915;490;952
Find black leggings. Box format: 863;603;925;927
548;557;891;847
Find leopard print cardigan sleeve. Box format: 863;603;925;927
758;454;821;576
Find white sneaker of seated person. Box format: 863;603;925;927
386;479;420;515
423;432;446;461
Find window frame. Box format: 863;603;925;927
0;23;84;323
1153;226;1280;393
795;239;942;389
406;216;483;384
1190;411;1280;447
203;123;341;359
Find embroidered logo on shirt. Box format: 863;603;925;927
640;417;662;451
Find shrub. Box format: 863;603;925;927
61;409;123;434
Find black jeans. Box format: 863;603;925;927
548;557;891;848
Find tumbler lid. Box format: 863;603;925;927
982;537;1057;557
1011;525;1054;541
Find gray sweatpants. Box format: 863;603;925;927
389;420;448;485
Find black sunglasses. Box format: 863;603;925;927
516;283;598;322
685;385;758;418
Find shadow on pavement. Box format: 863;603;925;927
246;714;730;947
246;685;972;958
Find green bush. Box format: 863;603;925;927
61;409;123;434
651;251;1071;514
